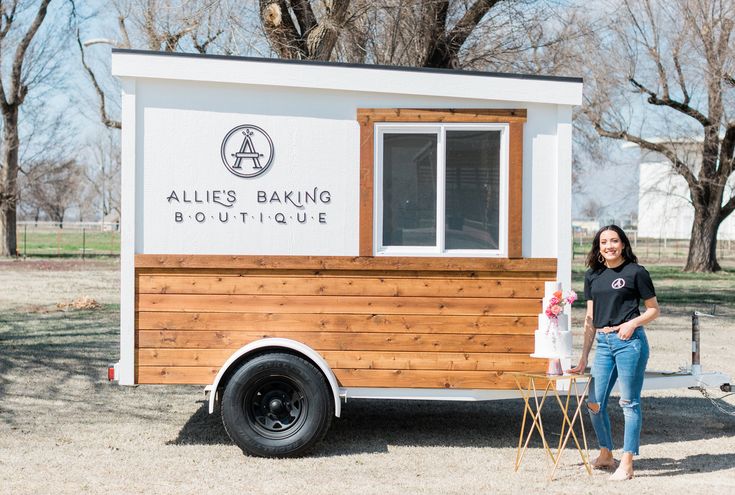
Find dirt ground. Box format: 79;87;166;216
1;259;734;494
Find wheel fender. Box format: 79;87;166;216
208;338;341;417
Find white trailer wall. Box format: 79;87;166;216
125;78;573;266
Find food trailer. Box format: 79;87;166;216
109;50;729;458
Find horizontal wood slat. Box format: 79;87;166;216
137;330;533;353
356;108;528;124
136;312;537;334
137;349;546;371
135;255;556;272
136;294;540;315
137;366;219;384
333;369;539;389
323;351;545;372
137;275;543;298
136;366;547;389
136;268;557;279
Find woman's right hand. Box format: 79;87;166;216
566;357;587;374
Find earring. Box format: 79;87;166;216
598;253;604;263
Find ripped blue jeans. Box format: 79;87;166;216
588;326;649;455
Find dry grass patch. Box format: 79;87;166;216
56;296;102;311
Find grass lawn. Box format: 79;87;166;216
572;264;735;313
15;229;120;256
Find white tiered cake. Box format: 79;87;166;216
530;281;573;359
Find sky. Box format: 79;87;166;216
8;0;687;228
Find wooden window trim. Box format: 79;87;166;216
358;108;526;258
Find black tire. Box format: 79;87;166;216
220;352;334;457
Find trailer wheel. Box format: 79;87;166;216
221;352;333;457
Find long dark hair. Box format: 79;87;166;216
586;224;638;271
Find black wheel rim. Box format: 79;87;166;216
244;375;309;440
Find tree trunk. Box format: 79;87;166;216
0;106;20;257
0;197;17;256
685;205;721;272
424;39;456;68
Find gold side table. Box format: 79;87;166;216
510;372;592;480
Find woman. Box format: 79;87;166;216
569;225;659;481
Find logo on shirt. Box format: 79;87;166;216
611;278;626;289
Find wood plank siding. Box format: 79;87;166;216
134;255;556;388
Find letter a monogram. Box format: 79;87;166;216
220;124;275;178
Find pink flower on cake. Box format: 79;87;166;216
543;287;576;327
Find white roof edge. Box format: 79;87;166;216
111;51;583;106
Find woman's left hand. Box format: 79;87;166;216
617;321;637;340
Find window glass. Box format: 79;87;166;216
445;131;500;249
382;133;437;246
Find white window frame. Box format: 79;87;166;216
374;122;509;257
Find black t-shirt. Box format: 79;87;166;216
584;261;656;328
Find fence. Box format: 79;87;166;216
16;221;120;258
12;223;735;262
573;230;735;263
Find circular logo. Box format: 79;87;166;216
611;278;626;289
220;125;274;178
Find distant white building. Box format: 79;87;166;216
633;139;735;240
572;219;600;235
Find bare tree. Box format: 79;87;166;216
419;0;506;68
0;0;58;256
258;0;509;66
580;198;604;221
259;1;575;69
83;129;122;223
579;0;735;272
75;0;255;131
23;159;84;227
111;0;246;53
258;0;352;60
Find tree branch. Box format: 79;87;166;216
0;1;19;39
260;0;306;59
8;0;51;106
640;0;670;99
117;15;131;48
718;123;735;181
291;0;317;36
629;77;711;126
593;121;699;189
671;47;690;105
75;30;120;129
305;0;351;60
446;0;502;55
192;28;223;54
720;194;735;223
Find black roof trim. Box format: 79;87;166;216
112;48;583;84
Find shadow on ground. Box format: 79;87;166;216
0;308;193;425
171;395;735;462
635;453;735;477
